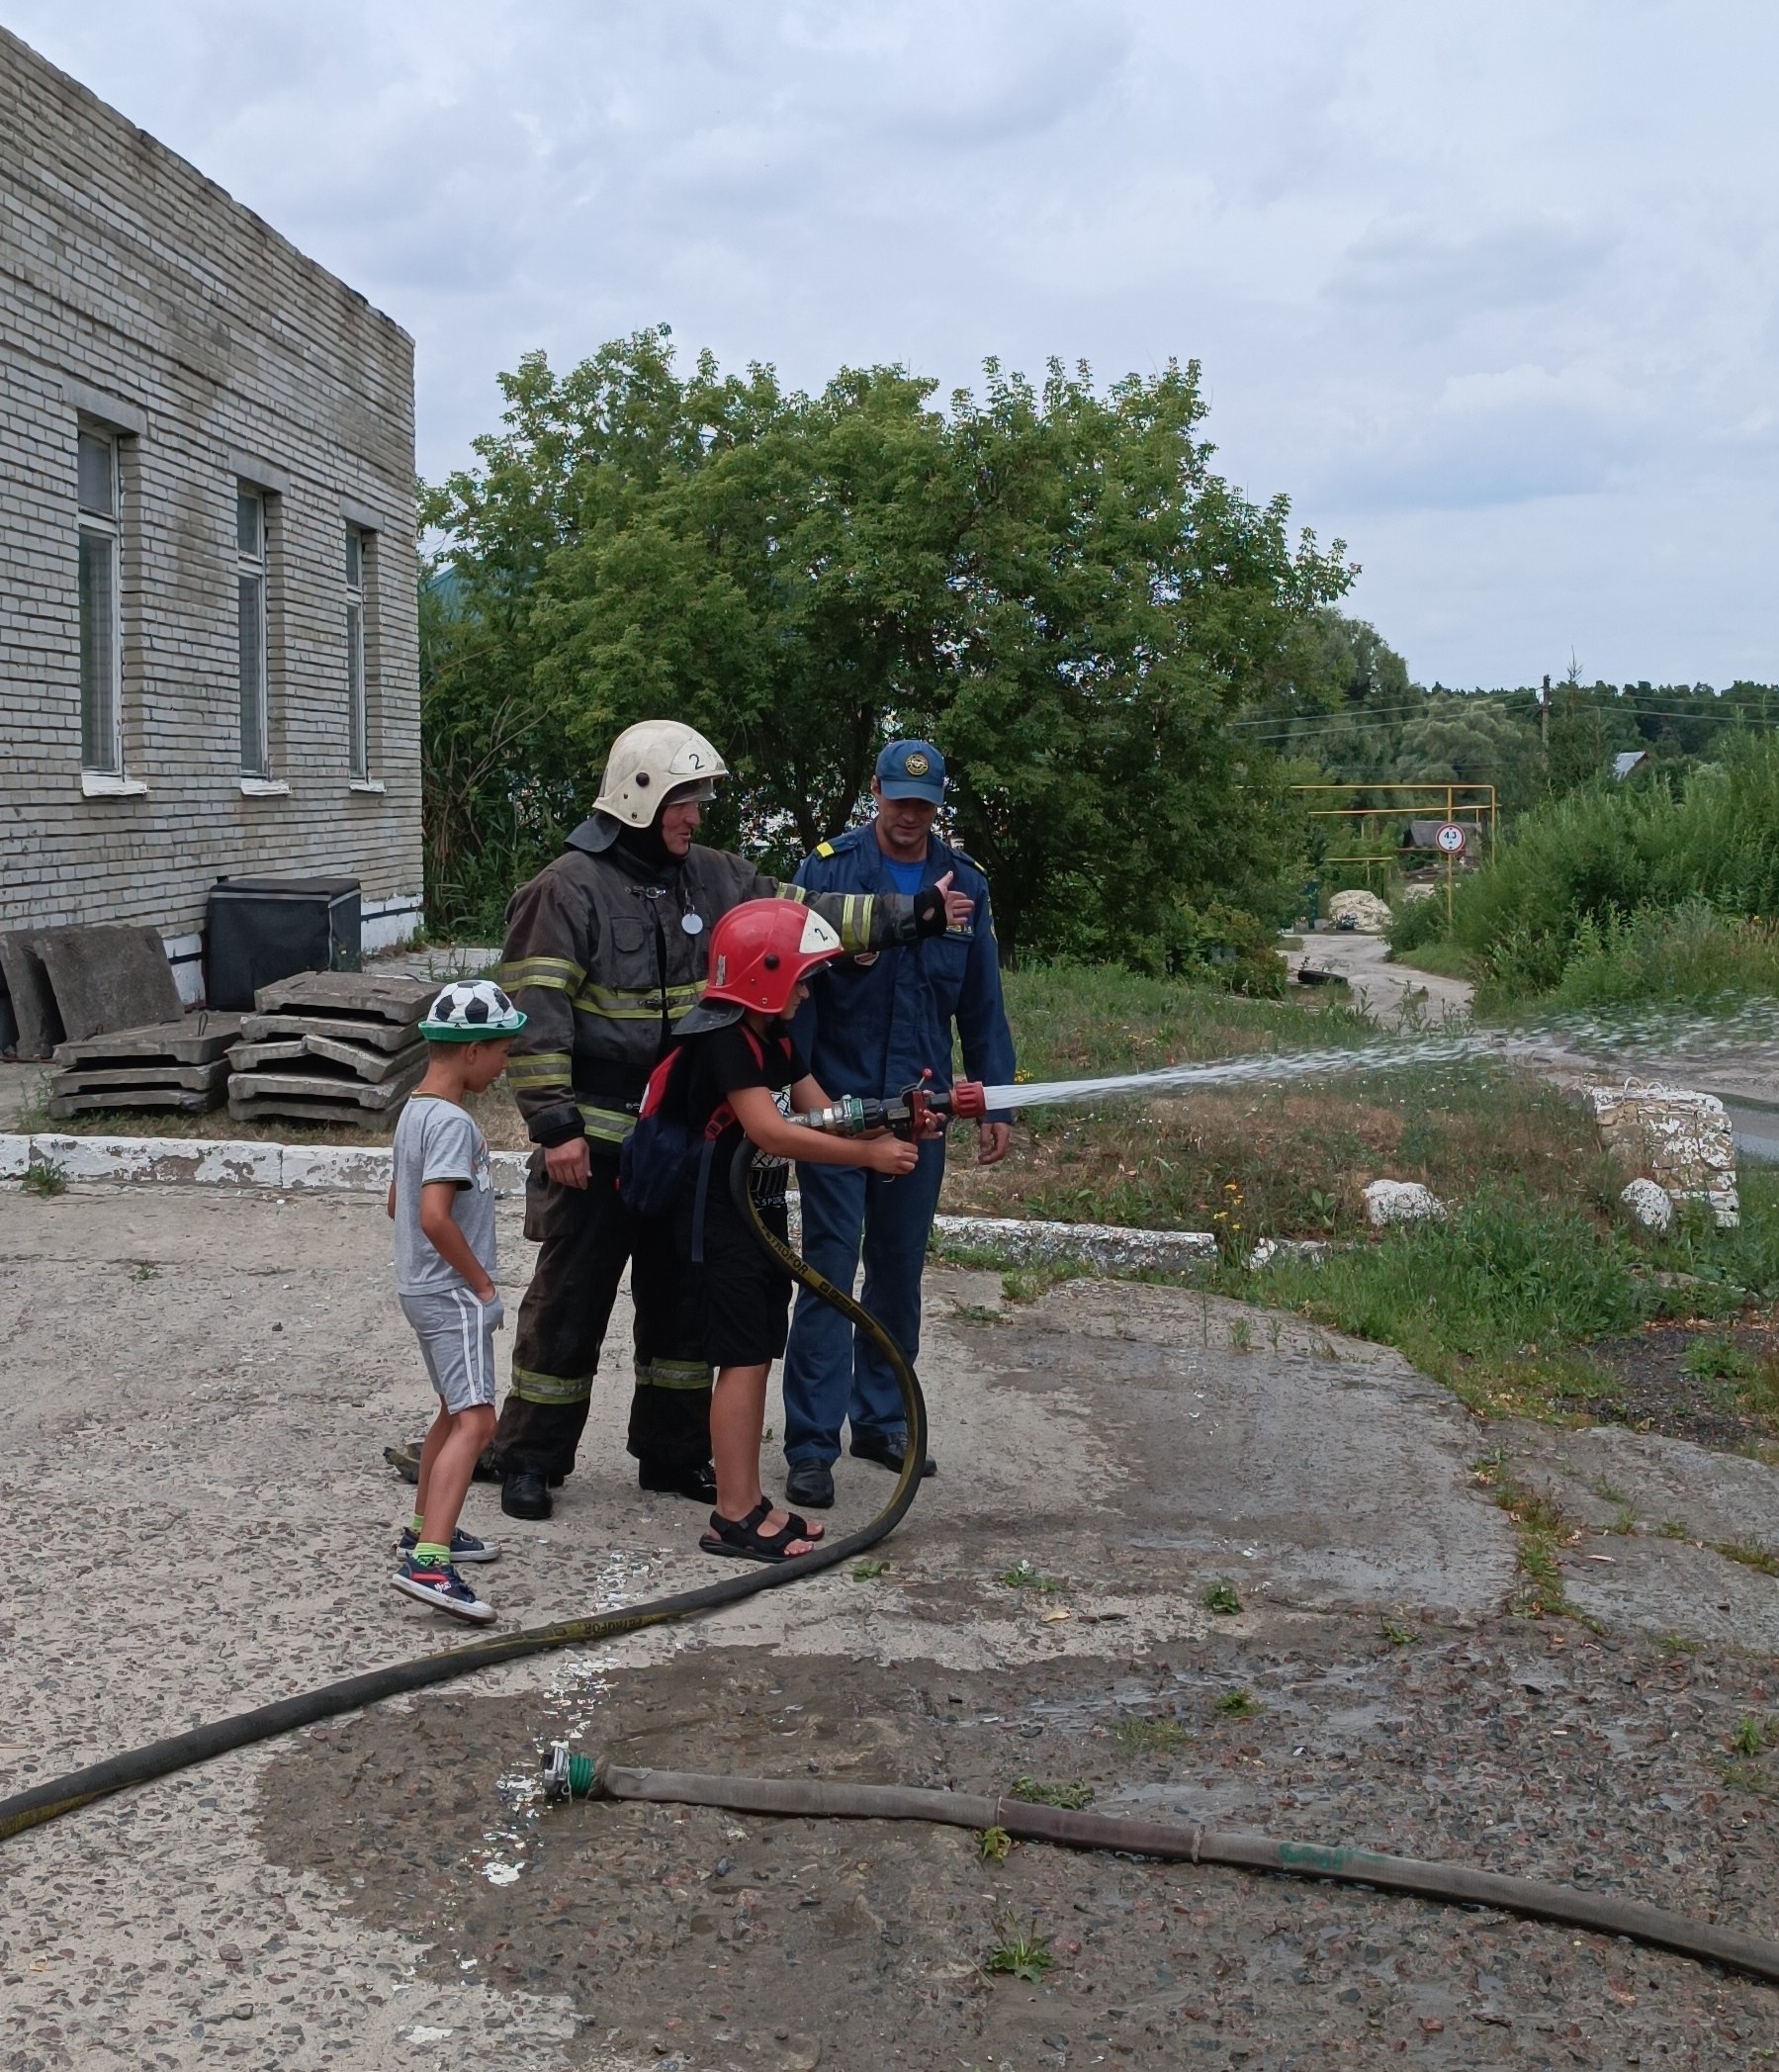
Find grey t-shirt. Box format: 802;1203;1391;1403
392;1095;496;1295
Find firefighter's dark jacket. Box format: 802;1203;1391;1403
499;815;930;1150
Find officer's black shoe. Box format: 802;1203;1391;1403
848;1431;936;1478
638;1459;719;1503
784;1460;836;1510
501;1469;553;1520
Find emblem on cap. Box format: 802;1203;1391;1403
903;751;931;776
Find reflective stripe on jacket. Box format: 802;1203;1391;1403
499;822;925;1148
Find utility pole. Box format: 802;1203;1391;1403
1541;673;1551;754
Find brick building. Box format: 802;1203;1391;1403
0;27;422;1003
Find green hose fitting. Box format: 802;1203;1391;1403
542;1742;598;1801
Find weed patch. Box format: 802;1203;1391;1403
21;1158;68;1198
1215;1688;1264;1719
1201;1578;1243;1616
1001;1560;1064;1594
1472;1453;1588;1620
1682;1335;1757;1382
1010;1778;1095;1810
986;1920;1054;1982
1716;1539;1779;1577
1730;1715;1779;1757
1113;1717;1195;1753
1000;1259;1095;1304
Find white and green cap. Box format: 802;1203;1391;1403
419;978;527;1041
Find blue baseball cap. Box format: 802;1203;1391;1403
875;739;946;804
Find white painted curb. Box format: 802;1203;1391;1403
3;1133;1329;1273
932;1214;1217;1272
3;1133;532;1197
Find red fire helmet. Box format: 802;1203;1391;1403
703;899;845;1017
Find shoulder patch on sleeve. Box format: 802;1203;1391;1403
816;841;837;858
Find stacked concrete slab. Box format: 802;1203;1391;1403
47;1015;242;1118
226;971;433;1126
0;923;184;1058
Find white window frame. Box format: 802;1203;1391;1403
236;486;270;779
77;426;123;776
346;525;368;780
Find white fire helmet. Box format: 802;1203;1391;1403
593;720;729;829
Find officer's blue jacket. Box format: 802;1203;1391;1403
791;823;1017;1121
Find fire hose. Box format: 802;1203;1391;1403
0;1121;938;1847
5;1086;1779;1989
538;1762;1779;1987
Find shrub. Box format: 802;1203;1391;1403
1432;733;1779;1008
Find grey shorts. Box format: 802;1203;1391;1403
400;1288;503;1414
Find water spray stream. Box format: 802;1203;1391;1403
981;998;1779;1116
979;1034;1505;1112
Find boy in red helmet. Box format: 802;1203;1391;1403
638;899;921;1560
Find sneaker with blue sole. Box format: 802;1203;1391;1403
396;1524;499;1565
392;1553;495;1623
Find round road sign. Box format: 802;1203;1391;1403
1434;822;1467;856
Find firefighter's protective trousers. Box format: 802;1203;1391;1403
494;1152;708;1479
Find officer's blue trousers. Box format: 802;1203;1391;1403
780;1136;947;1464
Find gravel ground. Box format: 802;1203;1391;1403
256;1630;1779;2070
4;1182;1779;2071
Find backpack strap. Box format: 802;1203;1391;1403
688;1024;786;1264
689;1135;718;1265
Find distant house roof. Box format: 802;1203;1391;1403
1613;751;1649;778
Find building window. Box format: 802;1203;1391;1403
78;428;122;774
345;526;368;778
236;487;269;776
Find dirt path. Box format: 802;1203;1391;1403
4;1185;1779;2069
1285;929;1474;1029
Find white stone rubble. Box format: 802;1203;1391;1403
1619;1177;1676;1233
1363;1179;1447;1226
1326;889;1393;932
1587;1083;1738;1228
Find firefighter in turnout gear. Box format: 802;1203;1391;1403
488;719;974;1521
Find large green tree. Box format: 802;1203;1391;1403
421;331;1353;960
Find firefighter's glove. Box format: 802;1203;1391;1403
913;870;972;937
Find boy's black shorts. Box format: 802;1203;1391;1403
676;1193;793;1370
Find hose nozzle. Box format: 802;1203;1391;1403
788;1075;989;1139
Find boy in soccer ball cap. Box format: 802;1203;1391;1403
386;978;526;1622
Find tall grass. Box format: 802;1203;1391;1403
1389;733;1779;1009
1237;1179;1779;1419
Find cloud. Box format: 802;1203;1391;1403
8;0;1779;686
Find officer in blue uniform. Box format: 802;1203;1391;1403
780;740;1018;1510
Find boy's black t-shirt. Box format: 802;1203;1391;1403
678;1018;808;1177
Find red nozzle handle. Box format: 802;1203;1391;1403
946;1080;988;1121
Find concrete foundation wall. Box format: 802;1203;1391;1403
0;27;422;966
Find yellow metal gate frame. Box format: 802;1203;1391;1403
1291;783;1498;926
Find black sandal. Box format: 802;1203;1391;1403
700;1498;822;1564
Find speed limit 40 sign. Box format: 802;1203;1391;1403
1434;822;1467;856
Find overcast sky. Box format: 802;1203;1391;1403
14;1;1778;688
